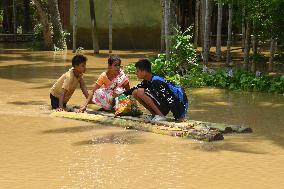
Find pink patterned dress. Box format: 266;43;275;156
92;70;129;110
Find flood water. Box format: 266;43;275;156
1;45;284;189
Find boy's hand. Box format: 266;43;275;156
56;108;64;112
76;107;86;113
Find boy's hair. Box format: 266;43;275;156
108;55;121;65
135;59;151;72
72;55;87;67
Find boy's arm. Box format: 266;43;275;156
122;80;148;96
79;78;88;98
123;82;130;90
58;89;68;111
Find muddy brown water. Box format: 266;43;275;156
1;46;284;189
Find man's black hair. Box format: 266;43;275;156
135;59;151;72
108;55;121;65
72;55;87;67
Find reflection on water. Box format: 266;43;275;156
0;48;284;189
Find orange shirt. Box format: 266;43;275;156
96;72;113;87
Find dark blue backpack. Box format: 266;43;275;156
152;75;188;118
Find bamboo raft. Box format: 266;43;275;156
50;110;253;142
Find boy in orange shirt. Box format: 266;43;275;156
50;55;89;111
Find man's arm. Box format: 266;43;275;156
79;79;88;98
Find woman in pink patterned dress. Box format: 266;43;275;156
78;55;130;112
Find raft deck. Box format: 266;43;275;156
51;110;252;142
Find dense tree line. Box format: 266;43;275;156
1;0;283;71
162;0;284;72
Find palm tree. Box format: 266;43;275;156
47;0;66;50
72;0;78;53
216;1;222;61
89;0;99;54
32;0;53;50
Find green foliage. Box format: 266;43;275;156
125;26;197;77
125;26;284;94
33;23;43;40
63;30;71;43
30;23;44;50
0;10;3;33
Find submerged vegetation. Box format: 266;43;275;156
126;27;284;94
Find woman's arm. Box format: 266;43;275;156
78;83;101;112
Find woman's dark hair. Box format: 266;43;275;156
72;55;87;67
108;55;121;65
135;59;151;72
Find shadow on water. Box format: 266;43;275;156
73;131;143;145
84;51;156;59
0;63;105;84
7;100;46;105
0;52;72;64
41;125;106;134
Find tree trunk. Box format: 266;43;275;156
243;22;251;71
12;0;17;35
72;0;78;53
89;0;100;54
169;0;177;35
160;0;166;52
251;22;258;73
200;0;205;52
48;0;66;50
216;2;222;61
226;3;232;66
241;8;246;51
3;0;13;33
268;38;276;72
203;0;209;65
194;0;200;48
32;0;54;50
251;34;257;73
164;0;170;59
109;0;113;53
23;0;32;33
207;0;213;51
